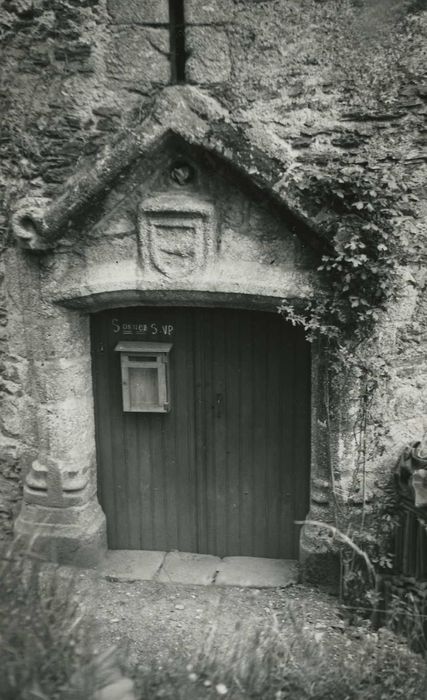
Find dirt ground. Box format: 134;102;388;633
73;568;387;672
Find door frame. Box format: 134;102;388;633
79;288;326;560
15;287;332;567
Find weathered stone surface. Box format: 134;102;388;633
98;550;166;581
93;678;136;700
139;194;216;279
215;557;298;588
14;498;107;567
299;523;340;593
156;551;221;585
107;28;170;84
186;27;231;84
107;0;168;24
185;0;235;24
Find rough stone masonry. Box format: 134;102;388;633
0;0;426;583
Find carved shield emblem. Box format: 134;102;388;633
139;194;215;279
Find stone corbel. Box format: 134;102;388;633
11;197;52;251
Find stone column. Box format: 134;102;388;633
299;340;340;588
11;250;106;566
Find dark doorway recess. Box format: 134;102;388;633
91;307;311;558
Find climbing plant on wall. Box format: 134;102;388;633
282;164;411;342
280;161;420;516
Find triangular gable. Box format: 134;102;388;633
11;86;325;252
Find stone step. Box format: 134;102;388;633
97;550;298;588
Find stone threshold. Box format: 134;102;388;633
97;550;298;588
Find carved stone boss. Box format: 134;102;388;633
138;194;215;278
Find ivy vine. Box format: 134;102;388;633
281;164;414;344
280;164;418;523
281;163;423;622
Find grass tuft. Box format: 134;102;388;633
0;539;90;700
134;605;427;700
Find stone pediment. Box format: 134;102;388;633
11;86;324;253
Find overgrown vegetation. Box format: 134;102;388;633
133;613;427;700
2;543;427;699
282;162;416;341
279;17;425;633
280;162;411;520
0;541;90;699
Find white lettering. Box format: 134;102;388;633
112;318;120;333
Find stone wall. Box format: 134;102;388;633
0;0;426;554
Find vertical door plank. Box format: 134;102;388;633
204;309;218;554
193;309;208;554
251;312;268;556
125;413;142;549
265;314;281;557
173;309;197;552
224;309;241;555
137;413;154;549
212;309;228;556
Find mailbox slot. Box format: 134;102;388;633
114;341;172;412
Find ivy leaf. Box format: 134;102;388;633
354;201;364;210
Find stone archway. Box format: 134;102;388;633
12;284;330;567
9;87;334;571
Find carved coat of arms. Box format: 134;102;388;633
138;194;215;278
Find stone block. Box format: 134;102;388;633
107;28;170;85
299;522;340;592
156;550;220;585
94;679;136;700
14;498;107;568
185;0;235;24
215;557;298;588
186;27;231;84
39;395;95;469
107;0;169;24
33;356;92;403
98;550;165;581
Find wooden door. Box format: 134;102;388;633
91;307;310;558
